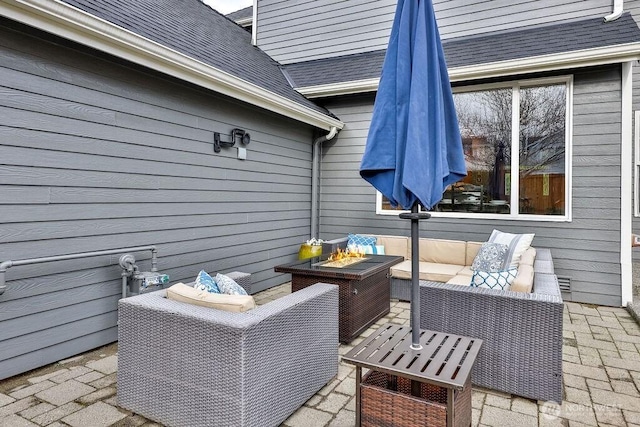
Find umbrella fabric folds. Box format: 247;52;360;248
360;0;466;211
359;0;466;349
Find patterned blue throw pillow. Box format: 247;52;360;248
215;273;248;296
194;270;220;293
471;268;518;290
471;242;509;272
347;234;376;247
347;244;385;255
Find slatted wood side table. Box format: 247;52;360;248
343;324;482;427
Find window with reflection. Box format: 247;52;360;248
378;78;570;219
519;85;567;215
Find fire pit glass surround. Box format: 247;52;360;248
313;256;369;269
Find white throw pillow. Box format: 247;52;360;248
488;229;535;269
471;268;518;290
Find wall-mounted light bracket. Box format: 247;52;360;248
214;128;250;153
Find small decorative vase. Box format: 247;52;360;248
298;244;322;260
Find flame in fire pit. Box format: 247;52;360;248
327;247;366;261
318;247;368;268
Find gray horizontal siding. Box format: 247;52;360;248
319;66;623;306
0;22;315;379
257;0;612;64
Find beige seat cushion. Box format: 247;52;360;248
457;266;474;277
465;241;483;266
519;247;537;267
510;265;534;293
375;235;409;258
418;238;467;265
446;275;473;286
166;283;256;312
390;260;464;283
390;260;412;278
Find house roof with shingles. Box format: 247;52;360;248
285;13;640;91
58;0;334;119
227;6;252;22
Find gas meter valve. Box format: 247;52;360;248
133;271;170;293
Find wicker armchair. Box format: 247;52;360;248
117;283;339;427
416;249;563;403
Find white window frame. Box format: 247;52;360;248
376;75;573;222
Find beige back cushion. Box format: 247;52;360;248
465;241;483;266
166;283;256;312
418;238;466;265
375;235;409;258
519;247;537;267
510;265;534;293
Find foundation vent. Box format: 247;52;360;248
557;276;572;293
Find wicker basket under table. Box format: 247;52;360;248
343;324;482;427
361;371;472;427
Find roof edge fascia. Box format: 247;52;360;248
235;17;252;27
298;79;380;98
298;43;640;98
1;0;343;131
451;42;640;81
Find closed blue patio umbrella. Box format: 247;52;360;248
360;0;466;348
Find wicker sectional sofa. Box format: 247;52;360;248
324;234;563;403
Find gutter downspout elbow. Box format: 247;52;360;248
311;127;338;239
604;0;623;22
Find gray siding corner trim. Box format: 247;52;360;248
1;0;343;131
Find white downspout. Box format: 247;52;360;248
621;61;633;306
251;0;257;46
311;127;338;239
604;0;623;22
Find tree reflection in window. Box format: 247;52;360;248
379;79;568;217
519;85;566;215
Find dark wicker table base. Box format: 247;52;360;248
360;371;472;427
291;269;390;343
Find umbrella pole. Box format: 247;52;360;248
399;204;430;398
409;204;422;350
399;204;430;349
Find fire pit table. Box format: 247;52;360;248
274;254;403;343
